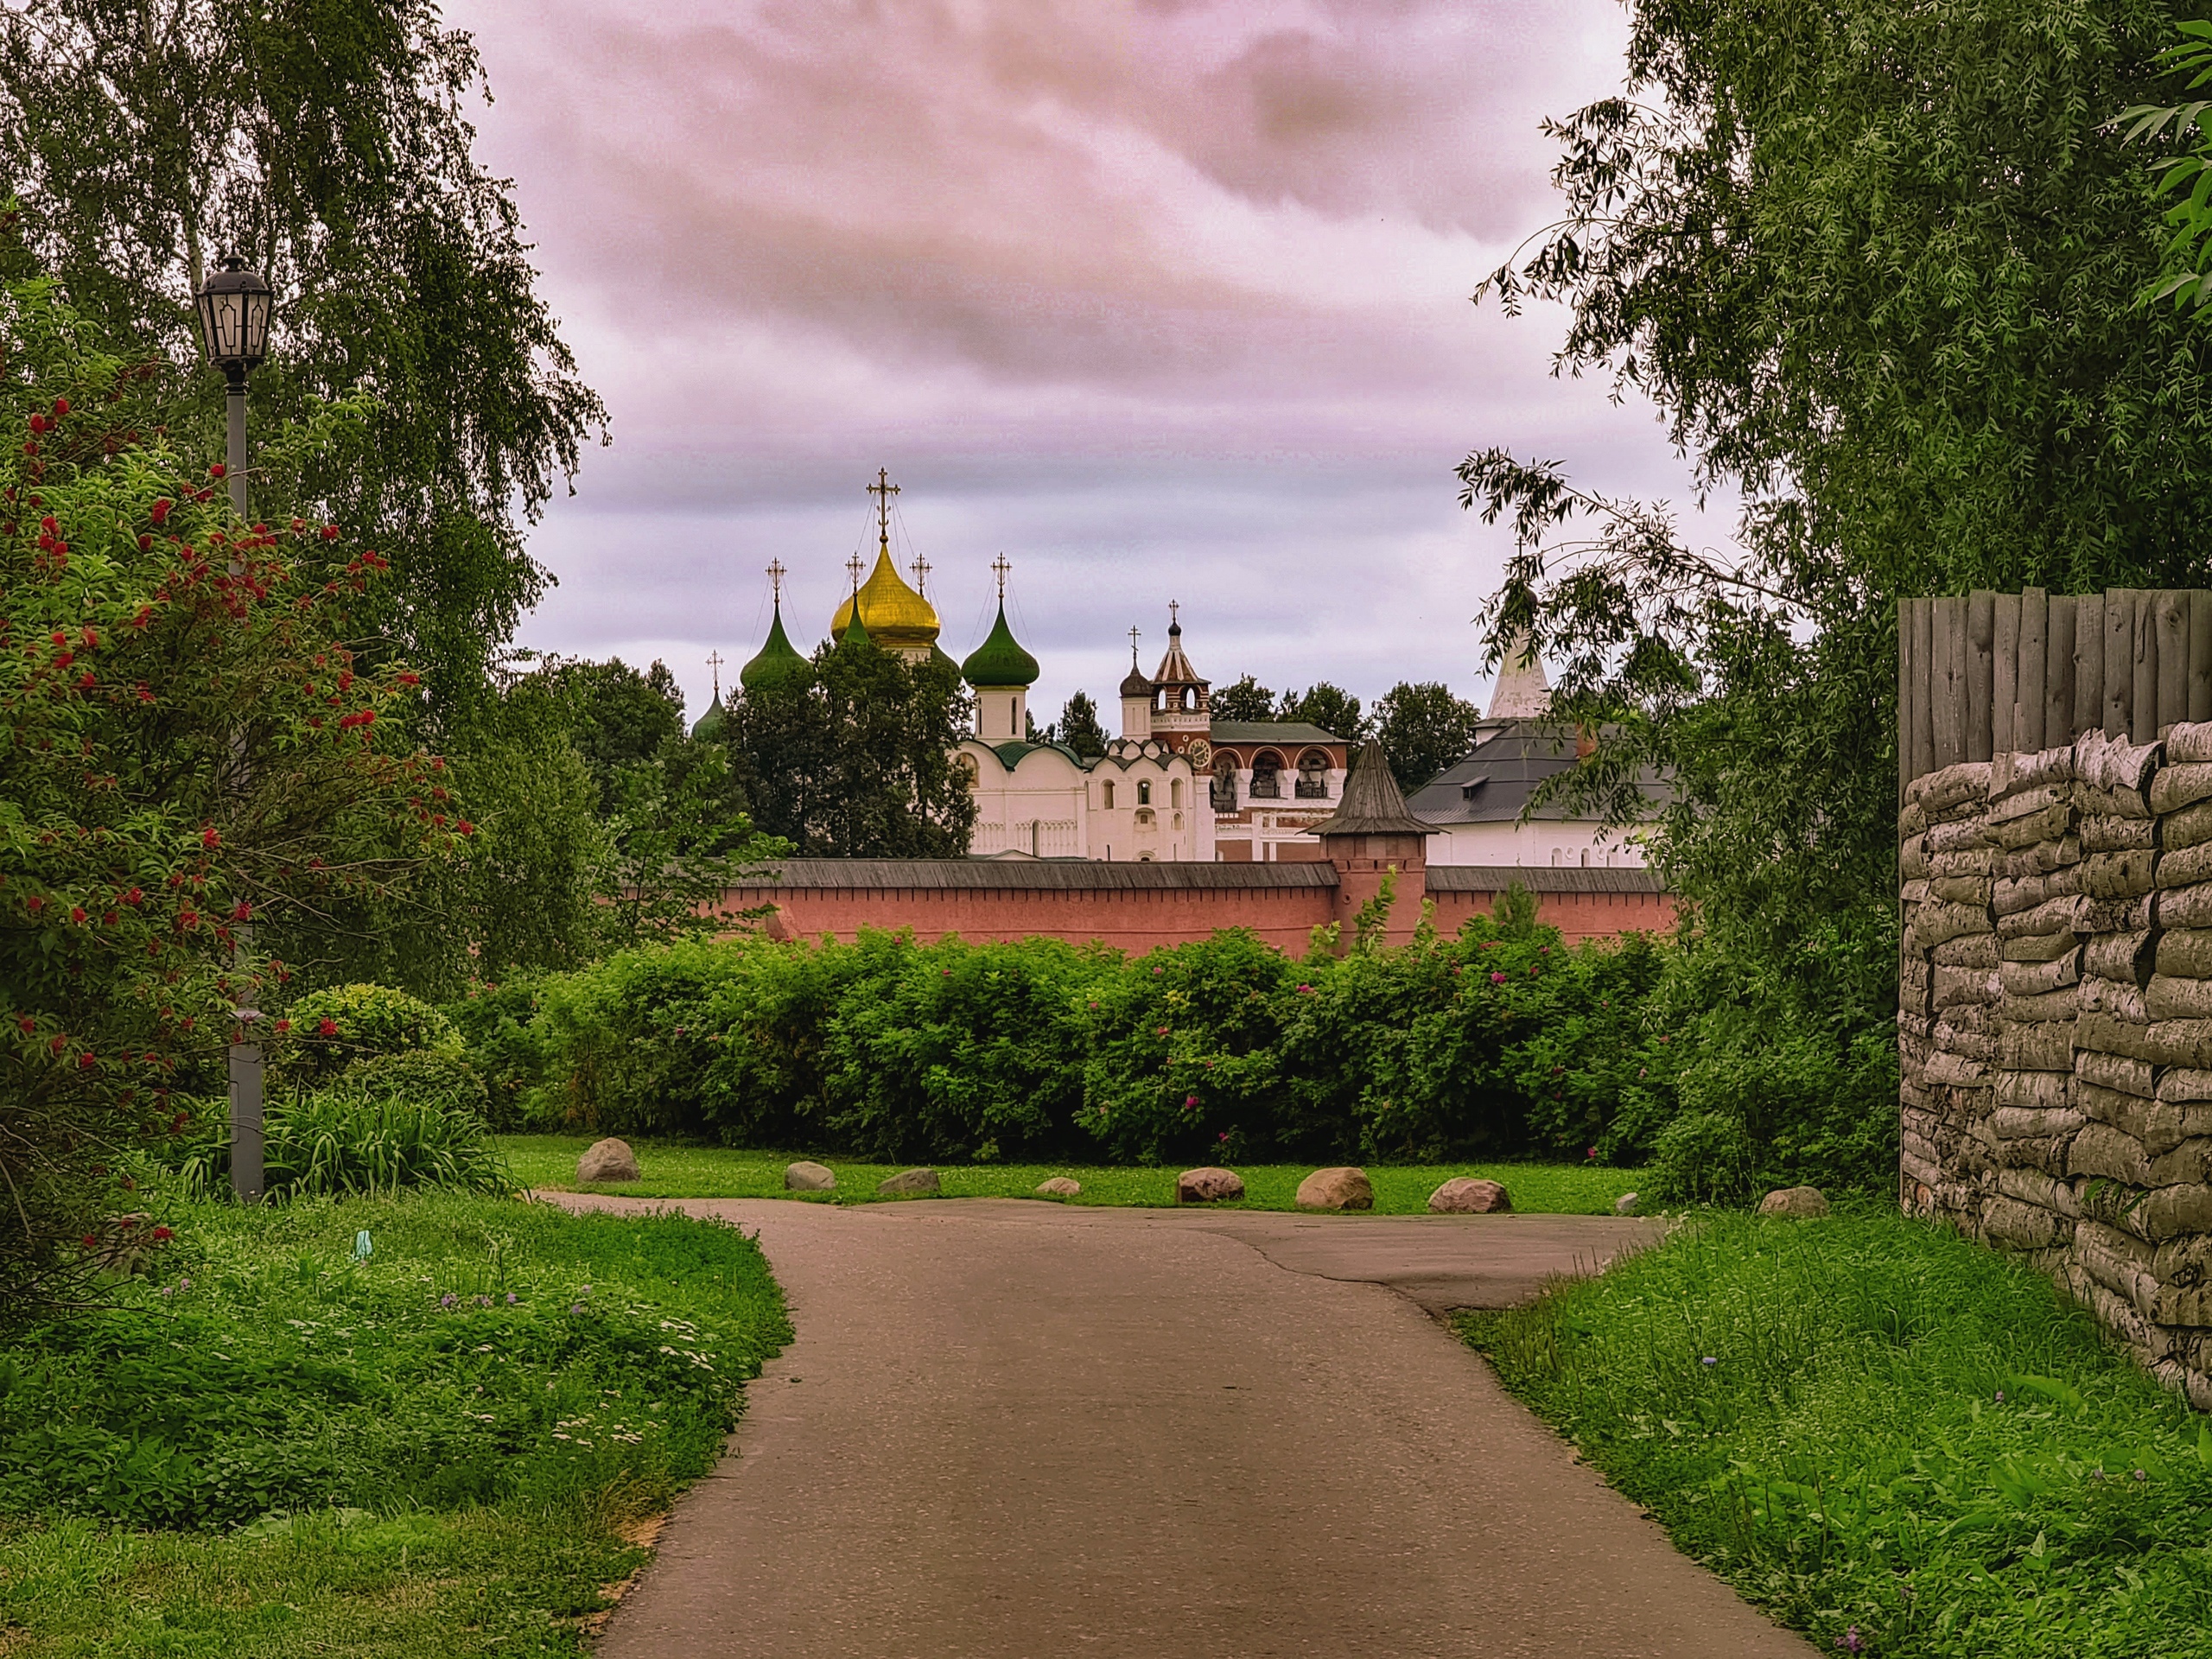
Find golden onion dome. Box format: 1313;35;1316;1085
831;547;940;647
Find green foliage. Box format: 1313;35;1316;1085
1465;1213;2212;1657
173;1083;512;1200
1646;1110;1757;1205
0;1;607;713
277;984;459;1085
343;1049;491;1123
728;627;976;856
0;1194;785;1541
1459;0;2210;1188
543;657;687;814
1055;690;1109;760
1370;681;1481;791
1491;880;1541;936
2119;20;2212;313
1275;681;1365;740
0;274;453;1307
474;921;1694;1173
1211;674;1276;722
444;978;550;1130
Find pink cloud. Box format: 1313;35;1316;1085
446;0;1724;725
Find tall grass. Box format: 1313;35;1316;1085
174;1090;514;1198
1463;1213;2212;1658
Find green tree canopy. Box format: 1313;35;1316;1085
1370;682;1480;791
1277;682;1365;741
730;633;976;856
1459;0;2212;1190
1055;690;1108;760
0;0;606;713
0;274;453;1300
1211;674;1274;722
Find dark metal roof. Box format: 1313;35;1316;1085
1209;721;1341;746
728;859;1339;892
1402;720;1668;826
1310;741;1433;836
1425;864;1669;894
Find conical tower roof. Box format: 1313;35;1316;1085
836;602;876;655
1152;608;1205;687
962;601;1039;688
1487;630;1550;720
741;601;810;692
1313;742;1433;837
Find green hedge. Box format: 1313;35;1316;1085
454;912;1689;1166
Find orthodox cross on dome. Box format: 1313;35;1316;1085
1128;625;1141;668
845;551;864;594
910;552;931;596
993;554;1011;601
705;649;724;700
766;558;785;603
866;467;899;551
1168;600;1179;629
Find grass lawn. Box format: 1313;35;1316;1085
1461;1210;2212;1659
0;1191;789;1657
497;1135;1646;1215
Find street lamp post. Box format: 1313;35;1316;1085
194;253;274;1204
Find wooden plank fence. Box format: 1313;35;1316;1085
1898;590;2212;796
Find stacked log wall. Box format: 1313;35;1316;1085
1901;721;2212;1409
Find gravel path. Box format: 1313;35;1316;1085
552;1196;1812;1658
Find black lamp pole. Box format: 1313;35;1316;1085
193;253;274;1203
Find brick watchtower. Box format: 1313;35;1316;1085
1312;743;1432;950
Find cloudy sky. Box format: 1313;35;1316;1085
453;0;1717;728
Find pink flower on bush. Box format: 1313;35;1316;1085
1490;971;1506;984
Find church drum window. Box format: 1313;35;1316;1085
1249;752;1282;800
1294;750;1329;799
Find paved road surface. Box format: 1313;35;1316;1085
554;1197;1812;1658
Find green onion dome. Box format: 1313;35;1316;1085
960;602;1040;689
690;692;728;743
740;601;810;691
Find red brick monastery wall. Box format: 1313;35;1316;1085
720;860;1674;952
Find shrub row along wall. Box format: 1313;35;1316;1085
1900;727;2212;1409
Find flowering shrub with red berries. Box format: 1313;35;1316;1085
0;276;460;1305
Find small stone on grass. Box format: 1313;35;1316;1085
1427;1177;1510;1214
1758;1185;1828;1218
1613;1192;1640;1216
1177;1166;1244;1204
1297;1166;1374;1211
576;1138;639;1184
785;1160;836;1192
877;1167;941;1198
1035;1177;1082;1198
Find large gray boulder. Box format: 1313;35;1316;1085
1758;1185;1828;1218
576;1137;639;1184
1176;1166;1245;1204
1034;1177;1082;1198
1297;1166;1375;1211
1428;1177;1511;1214
877;1167;941;1198
785;1160;836;1192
